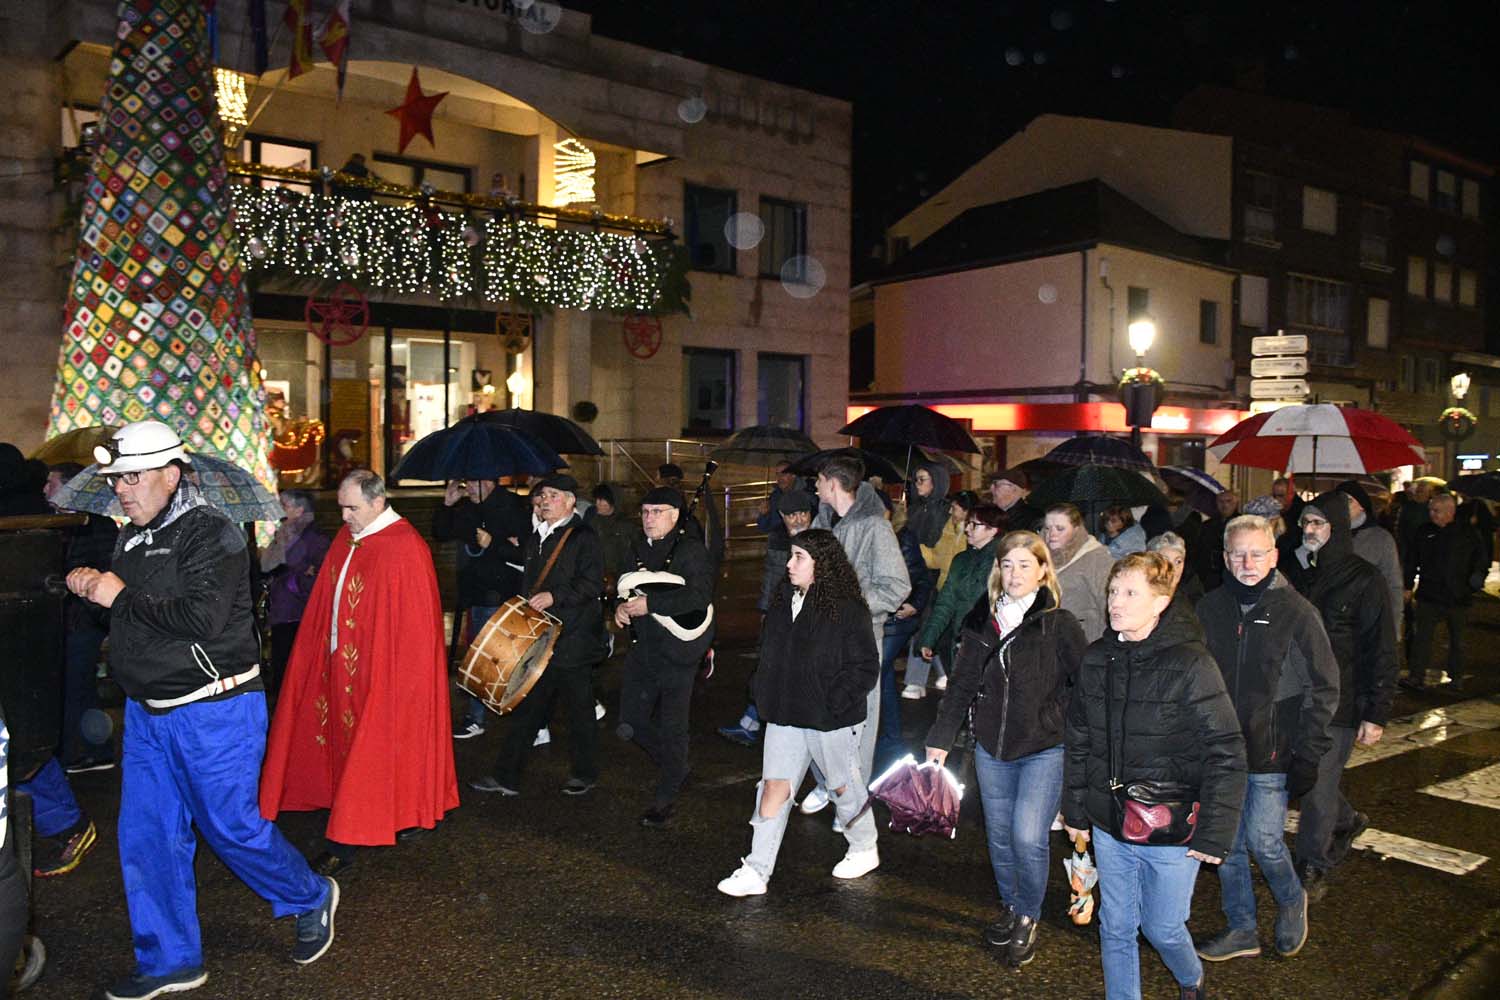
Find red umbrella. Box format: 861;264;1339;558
1207;404;1425;474
868;754;965;839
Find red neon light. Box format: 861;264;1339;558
845;403;1248;437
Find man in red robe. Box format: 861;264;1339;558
261;470;459;875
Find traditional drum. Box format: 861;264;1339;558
458;596;561;716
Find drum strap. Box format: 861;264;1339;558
532;525;575;593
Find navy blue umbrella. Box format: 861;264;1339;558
476;408;604;456
392;417;566;482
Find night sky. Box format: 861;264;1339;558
568;0;1498;280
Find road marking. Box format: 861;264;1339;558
1346;697;1500;769
1285;810;1489;875
1421;761;1500;812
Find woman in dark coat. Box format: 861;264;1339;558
925;531;1088;967
717;529;881;897
1063;552;1247;1000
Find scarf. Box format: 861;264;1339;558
993;589;1037;637
1221;567;1277;608
122;479;209;552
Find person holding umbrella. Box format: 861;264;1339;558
912;504;1006;697
716;529;881;896
924;531;1087;966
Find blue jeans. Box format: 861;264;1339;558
17;758;83;838
1093;828;1204;999
973;743;1063;919
875;624;914;770
1219;771;1304;930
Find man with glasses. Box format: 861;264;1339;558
66;421;336;999
614;487;716;828
1194;515;1339;966
1284;493;1396;901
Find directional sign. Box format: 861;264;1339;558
1251;356;1310;377
1250;377;1310;399
1251;333;1309;356
1250;400;1295;415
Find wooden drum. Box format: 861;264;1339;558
458;596;561;716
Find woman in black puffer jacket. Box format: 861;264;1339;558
925;531;1087;967
1063;552;1246;1000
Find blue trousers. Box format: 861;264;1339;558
1218;771;1303;930
460;604;501;726
120;694;325;976
17;757;83;838
875;624;914;770
973;743;1064;919
1094;828;1204;1000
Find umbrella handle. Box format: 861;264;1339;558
1072;833;1089;853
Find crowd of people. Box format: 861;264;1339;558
2;420;1493;999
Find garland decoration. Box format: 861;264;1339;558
1118;366;1165;391
1439;406;1477;441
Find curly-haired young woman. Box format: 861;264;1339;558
718;529;882;896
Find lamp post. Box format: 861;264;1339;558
1124;317;1158;448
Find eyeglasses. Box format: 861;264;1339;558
104;471;144;488
1227;549;1273;563
963;521;987;531
1299;518;1329;529
641;507;675;518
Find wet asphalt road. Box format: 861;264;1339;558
25;559;1500;999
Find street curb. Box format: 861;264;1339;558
1410;907;1500;999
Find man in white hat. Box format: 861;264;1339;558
66;420;337;1000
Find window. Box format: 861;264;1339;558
1302;186;1338;234
61;106;99;147
1407;256;1428;298
1433;262;1453;304
759;198;808;280
1399;354;1415;392
682;347;735;433
1366;297;1390;349
1462;178;1481;219
372;153;471;193
241;134;318;192
1359;204;1390;267
1435;170;1458;213
1198;300;1219;345
684;184;737;273
1244;171;1277;242
1127;286;1150;320
1239;274;1269;330
1409;161;1429;201
1420;358;1440;394
757;354;805;429
1286;273;1351;366
1459;268;1478;308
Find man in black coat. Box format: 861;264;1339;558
614;487;716;828
1195;513;1339;964
1195;490;1241;593
1286;492;1397;900
472;475;607;797
987;468;1043;533
1403;491;1487;692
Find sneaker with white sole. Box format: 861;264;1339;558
533;727;552;747
717;862;768;897
292;877;339;965
104;967;209;1000
453;720;485;740
798;786;830;814
901;684;925;700
934;675;948;692
832;847;879;880
832;814;845;834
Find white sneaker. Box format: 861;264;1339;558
798;786;831;815
934;675;948;692
533;727;552;747
717;862;768;897
901;684;926;700
832;847;879;880
594;701;606;721
832;814;845;834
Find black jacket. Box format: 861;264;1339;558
926;587;1087;761
1196;571;1340;773
1000;498;1044;534
1289;491;1398;728
1407;518;1488;608
1062;600;1247;860
109;499;261;704
432;488;530;607
620;530;716;665
755;589;879;730
524;514;606;667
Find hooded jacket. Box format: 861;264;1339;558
1054;533;1114;642
814;481;912;637
1288;491;1398;728
903;461;952;549
915;535;1000;657
1062;599;1247;860
1337;481;1405;637
1196;570;1340;773
926;587;1087;761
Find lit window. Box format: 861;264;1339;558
1366;298;1389;349
1302;186;1338;234
1407;256;1427;298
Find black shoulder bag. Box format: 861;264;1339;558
1106;652;1201;846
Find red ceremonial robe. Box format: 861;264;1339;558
260;510;458;844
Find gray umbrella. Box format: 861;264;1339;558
52;452;283;522
709;425;818;467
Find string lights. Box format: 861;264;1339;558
551;138;597;206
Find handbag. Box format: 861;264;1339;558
1106;663;1201;846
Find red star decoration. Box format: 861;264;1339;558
385;67;448;154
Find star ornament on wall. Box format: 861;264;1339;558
385;67;448;154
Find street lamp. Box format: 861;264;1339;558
1124;317;1158;448
1128;317;1157;360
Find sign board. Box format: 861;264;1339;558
1250;356;1309;377
1250;377;1310;399
1249;400;1295;415
1251;333;1309;356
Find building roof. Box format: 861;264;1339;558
875;179;1230;286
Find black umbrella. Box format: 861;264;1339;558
709;425;818;467
1044;435;1155;472
866;441;964;478
784;447;903;484
392;417;566;482
839;405;982;454
1454;472;1500;502
1027;465;1169;510
1159;466;1227;516
477;408;604;456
